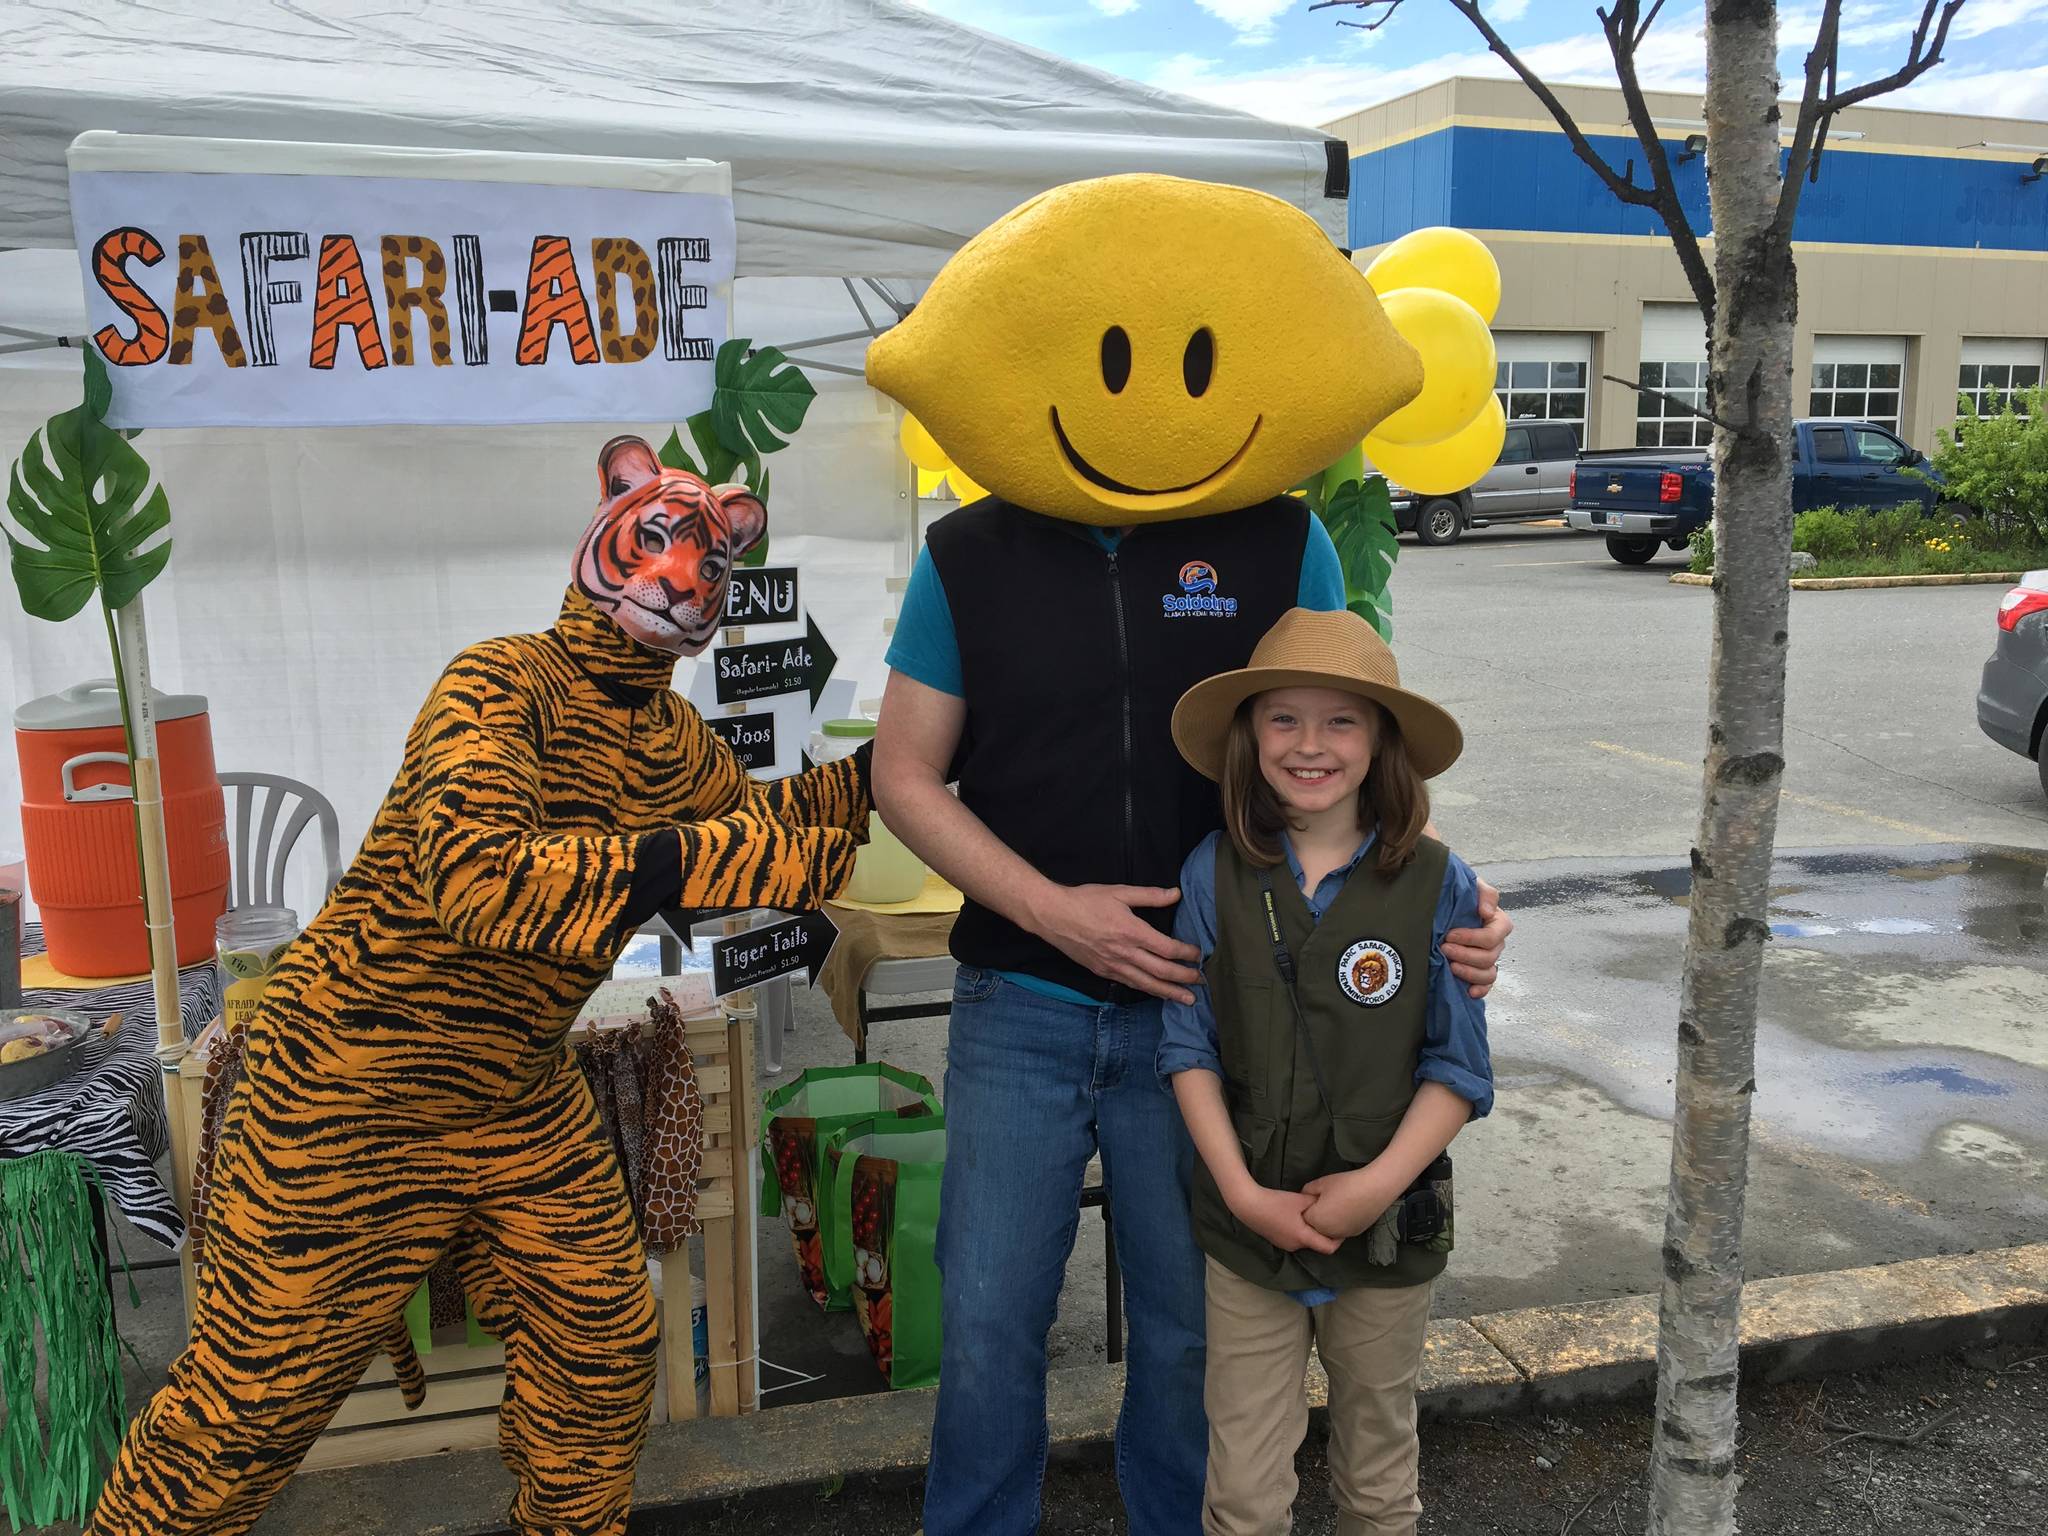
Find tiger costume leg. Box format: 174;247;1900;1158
90;1058;654;1536
87;1071;470;1535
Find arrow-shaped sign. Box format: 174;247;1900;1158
724;564;802;626
708;908;839;999
712;613;838;709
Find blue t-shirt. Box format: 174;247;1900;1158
885;515;1349;1006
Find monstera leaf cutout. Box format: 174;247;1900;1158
1317;474;1400;640
709;341;816;462
7;350;171;622
659;338;818;570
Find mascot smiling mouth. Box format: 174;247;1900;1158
1049;407;1262;497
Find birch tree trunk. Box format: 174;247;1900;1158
1649;3;1797;1531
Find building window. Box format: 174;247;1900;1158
1636;360;1712;448
1810;337;1905;430
1958;339;2044;416
1494;358;1588;428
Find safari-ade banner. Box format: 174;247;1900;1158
66;134;736;428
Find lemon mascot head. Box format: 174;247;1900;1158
866;175;1426;526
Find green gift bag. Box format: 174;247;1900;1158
825;1116;947;1390
761;1064;940;1311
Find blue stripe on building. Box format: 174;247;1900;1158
1350;125;2048;254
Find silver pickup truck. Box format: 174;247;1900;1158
1380;419;1582;546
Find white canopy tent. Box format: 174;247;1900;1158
0;0;1346;914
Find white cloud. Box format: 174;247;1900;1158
1090;0;1140;14
1194;0;1295;46
1890;62;2048;117
1491;0;1533;20
1953;0;2048;41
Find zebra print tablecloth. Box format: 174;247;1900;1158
0;923;222;1249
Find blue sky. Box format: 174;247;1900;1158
910;0;2048;130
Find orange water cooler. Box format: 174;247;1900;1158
14;679;229;977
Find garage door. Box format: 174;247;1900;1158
1494;332;1592;436
1959;337;2044;416
1811;334;1906;431
1638;302;1709;448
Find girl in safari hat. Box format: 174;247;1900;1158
1157;606;1494;1536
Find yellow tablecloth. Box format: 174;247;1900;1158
819;887;959;1048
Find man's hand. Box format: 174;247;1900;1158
1227;1183;1342;1256
1443;876;1512;999
1301;1166;1400;1241
1029;883;1201;1004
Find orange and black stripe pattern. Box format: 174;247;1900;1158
89;587;871;1536
517;236;601;365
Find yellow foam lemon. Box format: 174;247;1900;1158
1365;227;1502;325
1371;288;1498;447
865;174;1424;525
900;414;950;472
1366;394;1507;496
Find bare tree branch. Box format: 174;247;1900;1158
1776;1;1964;244
1593;0;1718;324
1601;372;1735;431
1308;0;1406;30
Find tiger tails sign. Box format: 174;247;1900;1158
64;133;737;429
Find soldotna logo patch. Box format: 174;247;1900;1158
1337;939;1403;1006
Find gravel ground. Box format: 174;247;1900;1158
635;1340;2048;1535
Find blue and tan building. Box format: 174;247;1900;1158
1323;77;2048;454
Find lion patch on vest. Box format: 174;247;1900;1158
1337;938;1403;1006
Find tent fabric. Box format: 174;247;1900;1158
0;0;1345;907
0;0;1344;273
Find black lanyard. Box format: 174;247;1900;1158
1255;868;1336;1113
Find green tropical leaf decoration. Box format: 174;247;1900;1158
1317;473;1399;640
709;340;817;464
6;348;171;623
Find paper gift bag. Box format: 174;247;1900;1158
825;1117;947;1390
760;1063;939;1311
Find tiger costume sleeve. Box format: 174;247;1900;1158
415;646;858;957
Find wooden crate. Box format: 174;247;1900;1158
168;980;760;1470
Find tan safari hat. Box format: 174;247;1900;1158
1171;607;1464;783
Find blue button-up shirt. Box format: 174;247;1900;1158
1157;829;1495;1118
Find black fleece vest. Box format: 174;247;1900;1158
927;497;1308;1000
1192;835;1450;1291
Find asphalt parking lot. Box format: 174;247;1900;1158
1391;521;2048;861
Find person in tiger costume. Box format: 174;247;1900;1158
89;435;870;1536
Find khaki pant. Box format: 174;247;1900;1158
1201;1256;1434;1536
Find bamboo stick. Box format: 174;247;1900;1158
113;599;184;1061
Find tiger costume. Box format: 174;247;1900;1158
89;437;868;1536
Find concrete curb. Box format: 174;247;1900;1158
261;1243;2048;1535
1670;570;2024;590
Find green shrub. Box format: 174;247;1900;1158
1688;522;1715;575
1792;506;1860;561
1923;384;2048;542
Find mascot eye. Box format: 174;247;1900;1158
1101;326;1131;394
1183;327;1214;398
700;555;727;584
638;526;668;555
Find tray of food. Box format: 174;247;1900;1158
0;1008;94;1102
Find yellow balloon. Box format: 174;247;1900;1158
1364;226;1502;325
1366;395;1506;497
916;465;951;497
1371;288;1497;448
900;413;950;472
945;465;989;503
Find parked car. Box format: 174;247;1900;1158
1565;419;1948;565
1383;419;1581;546
1977;570;2048;802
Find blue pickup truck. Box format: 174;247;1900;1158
1565;419;1946;565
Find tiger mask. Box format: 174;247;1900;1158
572;435;768;655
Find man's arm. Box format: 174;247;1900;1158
1422;818;1512;997
873;668;1200;1001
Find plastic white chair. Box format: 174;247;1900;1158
218;772;342;912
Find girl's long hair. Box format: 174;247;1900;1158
1219;694;1430;876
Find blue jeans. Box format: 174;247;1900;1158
922;967;1208;1536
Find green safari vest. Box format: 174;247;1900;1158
1190;834;1450;1292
